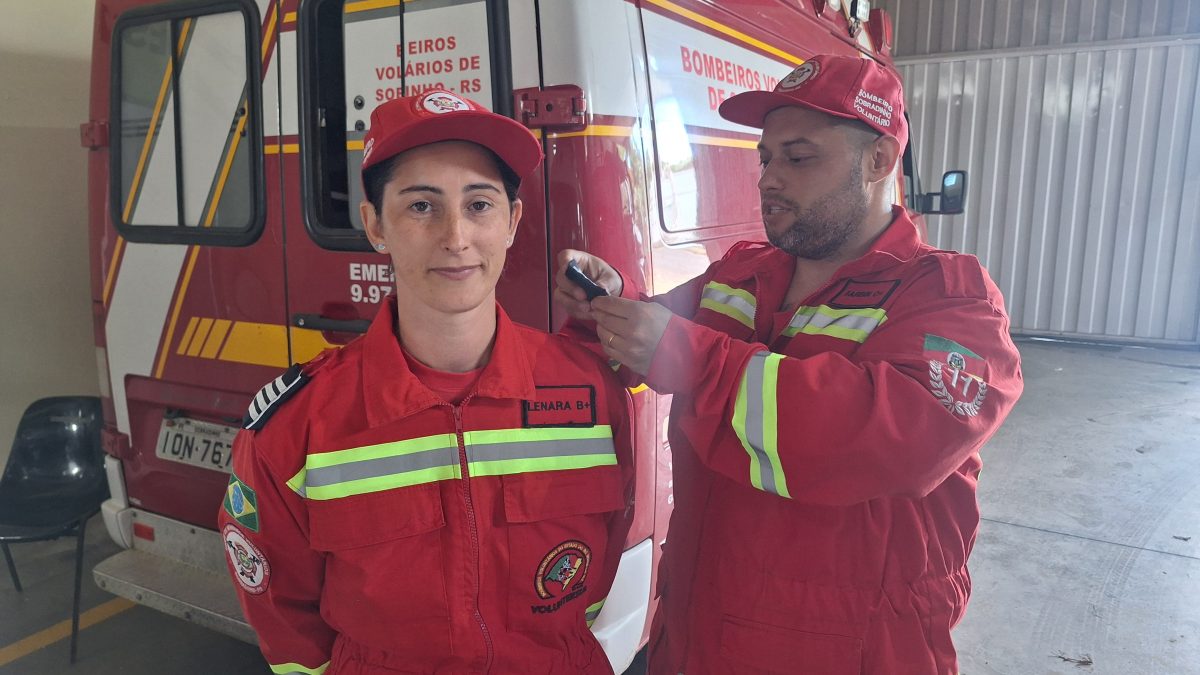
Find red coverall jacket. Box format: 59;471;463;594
620;208;1022;674
218;299;634;675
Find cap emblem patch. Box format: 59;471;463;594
420;91;471;114
778;61;819;91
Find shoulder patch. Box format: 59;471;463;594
243;364;310;431
920;251;992;300
716;240;779;281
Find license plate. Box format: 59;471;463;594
155;417;238;474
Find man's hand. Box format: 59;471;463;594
554;250;624;321
591;296;673;376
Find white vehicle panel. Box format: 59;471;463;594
105;241;189;435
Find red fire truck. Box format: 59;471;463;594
82;0;962;670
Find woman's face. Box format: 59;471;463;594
362;141;521;319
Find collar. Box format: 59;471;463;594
361;297;537;427
834;205;924;276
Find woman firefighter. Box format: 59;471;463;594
218;90;634;675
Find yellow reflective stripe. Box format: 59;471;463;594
305;434;459;470
269;661;328;675
705;282;755;307
465;425;617;477
469;454;617;478
732;364;761;490
700;297;754;330
585;598;606;627
463;426;613;446
298;427;617;500
305;464;461;501
301;434;462;501
732;352;790;498
760;354;788;498
700;282;757;330
285;467;306;497
782;306;887;343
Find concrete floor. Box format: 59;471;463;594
0;341;1197;674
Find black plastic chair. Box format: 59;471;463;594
0;396;108;663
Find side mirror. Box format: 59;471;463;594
916;170;968;215
939;170;967;214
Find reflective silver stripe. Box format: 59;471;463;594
304;446;461;488
298;428;617;500
467;437;616;464
784;306;886;342
742;352;778;495
701;285;756;321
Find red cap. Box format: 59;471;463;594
719;54;907;151
361;89;543;180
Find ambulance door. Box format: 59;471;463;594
288;0;548;354
103;0;285;528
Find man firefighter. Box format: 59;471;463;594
555;54;1023;674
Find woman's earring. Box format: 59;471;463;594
375;243;386;251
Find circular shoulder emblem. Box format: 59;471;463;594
223;524;270;595
927;360;988;418
420;91;471;114
534;540;591;600
779;61;819;91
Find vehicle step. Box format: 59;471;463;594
93;549;256;644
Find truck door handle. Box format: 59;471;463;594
291;314;370;334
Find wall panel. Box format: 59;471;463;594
886;0;1200;344
902;40;1200;341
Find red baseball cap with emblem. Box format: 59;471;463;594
361;89;543;180
719;54;908;151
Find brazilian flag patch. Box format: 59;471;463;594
223;473;259;533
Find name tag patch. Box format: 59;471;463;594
522;385;596;427
829;279;900;309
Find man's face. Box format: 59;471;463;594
757;106;871;260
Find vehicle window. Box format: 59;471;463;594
111;0;264;245
640;9;787;238
300;0;493;250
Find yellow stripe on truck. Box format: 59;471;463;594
218;321;290;368
164;320;340;369
645;0;803;65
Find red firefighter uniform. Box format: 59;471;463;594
219;298;634;675
624;207;1023;674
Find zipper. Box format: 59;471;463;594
452;400;494;671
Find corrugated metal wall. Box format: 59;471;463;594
883;0;1200;345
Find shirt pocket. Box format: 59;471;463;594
307;484;451;655
501;465;625;635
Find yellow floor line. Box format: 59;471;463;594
0;597;136;667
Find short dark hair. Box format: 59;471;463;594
833;117;883;150
362;145;522;217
